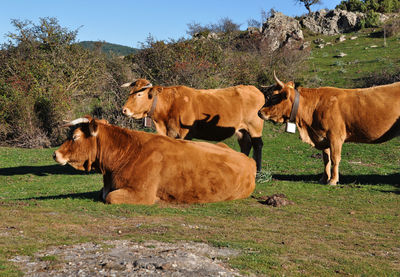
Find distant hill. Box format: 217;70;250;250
78;41;138;56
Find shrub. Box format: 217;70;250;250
337;0;400;13
357;66;400;87
359;10;382;28
384;17;400;37
127;32;309;90
337;0;368;12
0;18;133;147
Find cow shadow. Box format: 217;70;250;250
180;114;235;141
17;191;101;202
0;164;92;177
273;173;400;193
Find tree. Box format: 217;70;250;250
295;0;322;14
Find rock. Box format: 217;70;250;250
300;41;311;50
336;35;346;42
246;27;261;35
313;38;325;44
261;11;304;51
350;36;358;40
301;9;364;35
207;32;219;40
334;52;347;58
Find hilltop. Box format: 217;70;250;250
78;41;138;56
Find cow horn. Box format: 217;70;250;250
142;83;153;89
273;71;285;88
62;117;90;127
121;82;133;88
120;79;138;88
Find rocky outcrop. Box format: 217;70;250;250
261;12;304;51
301;9;364;35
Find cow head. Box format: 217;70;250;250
258;72;297;123
121;79;162;119
53;116;105;171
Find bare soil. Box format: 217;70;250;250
10;240;244;276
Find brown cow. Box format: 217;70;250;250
53;116;256;204
258;72;400;185
121;79;265;171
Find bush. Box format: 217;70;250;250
337;0;368;12
384;17;400;37
0;18;133;147
337;0;400;13
359;10;382;28
127;32;309;90
358;66;400;87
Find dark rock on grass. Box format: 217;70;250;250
254;193;295;207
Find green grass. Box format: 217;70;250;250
1;122;399;276
1;26;400;276
302;29;400;88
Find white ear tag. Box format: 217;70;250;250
143;117;152;128
286;122;297;133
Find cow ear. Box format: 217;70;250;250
88;118;99;137
97;119;109;125
286;81;295;89
149;87;162;99
84;115;93;122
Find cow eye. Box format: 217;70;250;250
137;92;143;97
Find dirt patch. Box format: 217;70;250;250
254;194;295;207
10;240;243;276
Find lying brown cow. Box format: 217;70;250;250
53;116;256;204
258;72;400;185
121;79;265;171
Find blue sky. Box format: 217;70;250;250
0;0;342;48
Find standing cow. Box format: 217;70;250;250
258;72;400;185
121;79;265;171
53;116;256;204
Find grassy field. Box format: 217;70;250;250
1;25;400;276
0;121;399;276
301;28;400;88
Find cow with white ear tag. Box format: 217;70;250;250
259;71;400;186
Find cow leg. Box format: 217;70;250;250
154;122;167;136
319;148;331;184
251;137;263;172
238;130;252;156
100;173;113;202
105;188;158;205
328;141;343;186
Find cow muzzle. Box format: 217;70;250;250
258;109;268;120
122;107;132;117
53;151;68;165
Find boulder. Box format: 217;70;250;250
301;9;363;35
336;35;346;42
261;11;304;51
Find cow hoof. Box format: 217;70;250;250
327;181;338;186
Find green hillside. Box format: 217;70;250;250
300;28;400;88
78;41;138;56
